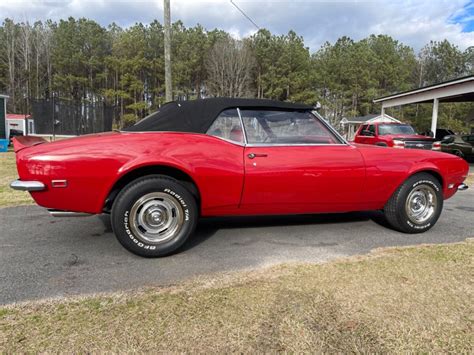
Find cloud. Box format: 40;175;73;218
1;0;473;52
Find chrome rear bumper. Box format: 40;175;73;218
458;183;468;191
10;180;45;192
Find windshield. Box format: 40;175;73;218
378;124;415;136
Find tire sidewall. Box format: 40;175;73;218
112;176;197;257
397;175;443;233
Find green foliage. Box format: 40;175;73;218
249;29;315;104
122;113;139;128
310;35;418;124
0;17;473;131
419;40;466;85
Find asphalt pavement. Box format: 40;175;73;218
1;189;473;305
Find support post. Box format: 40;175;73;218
431;98;439;137
164;0;172;103
381;106;385;117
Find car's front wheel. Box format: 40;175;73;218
383;173;443;233
111;175;198;257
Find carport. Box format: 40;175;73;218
373;75;474;135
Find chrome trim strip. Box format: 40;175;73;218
10;180;45;192
457;183;468;191
48;209;93;217
245;143;349;147
236;107;248;145
210;135;246;146
210;136;346;148
311;110;349;145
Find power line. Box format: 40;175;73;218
230;0;260;30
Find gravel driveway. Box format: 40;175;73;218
1;189;473;304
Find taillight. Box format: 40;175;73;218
393;140;405;149
432;141;441;151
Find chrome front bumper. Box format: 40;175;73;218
10;180;45;192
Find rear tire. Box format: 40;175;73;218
111;175;198;257
384;173;443;233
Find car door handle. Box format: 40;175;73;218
247;153;268;159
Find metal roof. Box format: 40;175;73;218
374;75;474;103
342;114;379;122
341;113;399;124
7;114;32;119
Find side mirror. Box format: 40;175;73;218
362;130;374;136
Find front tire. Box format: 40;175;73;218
384;173;443;233
111;175;198;257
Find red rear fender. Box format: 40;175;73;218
13;136;47;153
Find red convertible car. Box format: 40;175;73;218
11;98;469;257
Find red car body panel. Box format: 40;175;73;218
14;131;469;216
354;144;466;202
15;132;245;215
240;145;367;213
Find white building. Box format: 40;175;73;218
6;114;35;138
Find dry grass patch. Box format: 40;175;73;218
0;151;33;207
1;241;473;352
465;172;474;186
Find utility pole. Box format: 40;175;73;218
164;0;172;102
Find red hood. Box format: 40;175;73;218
382;134;435;141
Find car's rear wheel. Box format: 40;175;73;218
383;173;443;233
111;175;198;257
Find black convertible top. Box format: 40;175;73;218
124;97;313;133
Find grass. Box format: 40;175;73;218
0;151;33;207
465;172;474;186
1;241;473;352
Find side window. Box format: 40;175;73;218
368;125;376;135
206;108;244;144
359;125;368;136
240;109;340;145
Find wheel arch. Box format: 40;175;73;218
406;169;444;190
103;164;201;213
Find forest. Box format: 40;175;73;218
0;17;473;132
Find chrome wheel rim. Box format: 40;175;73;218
129;192;184;244
405;184;437;224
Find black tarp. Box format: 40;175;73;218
124;98;312;133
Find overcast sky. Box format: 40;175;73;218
1;0;474;52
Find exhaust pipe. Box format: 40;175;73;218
457;183;468;191
48;209;93;217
